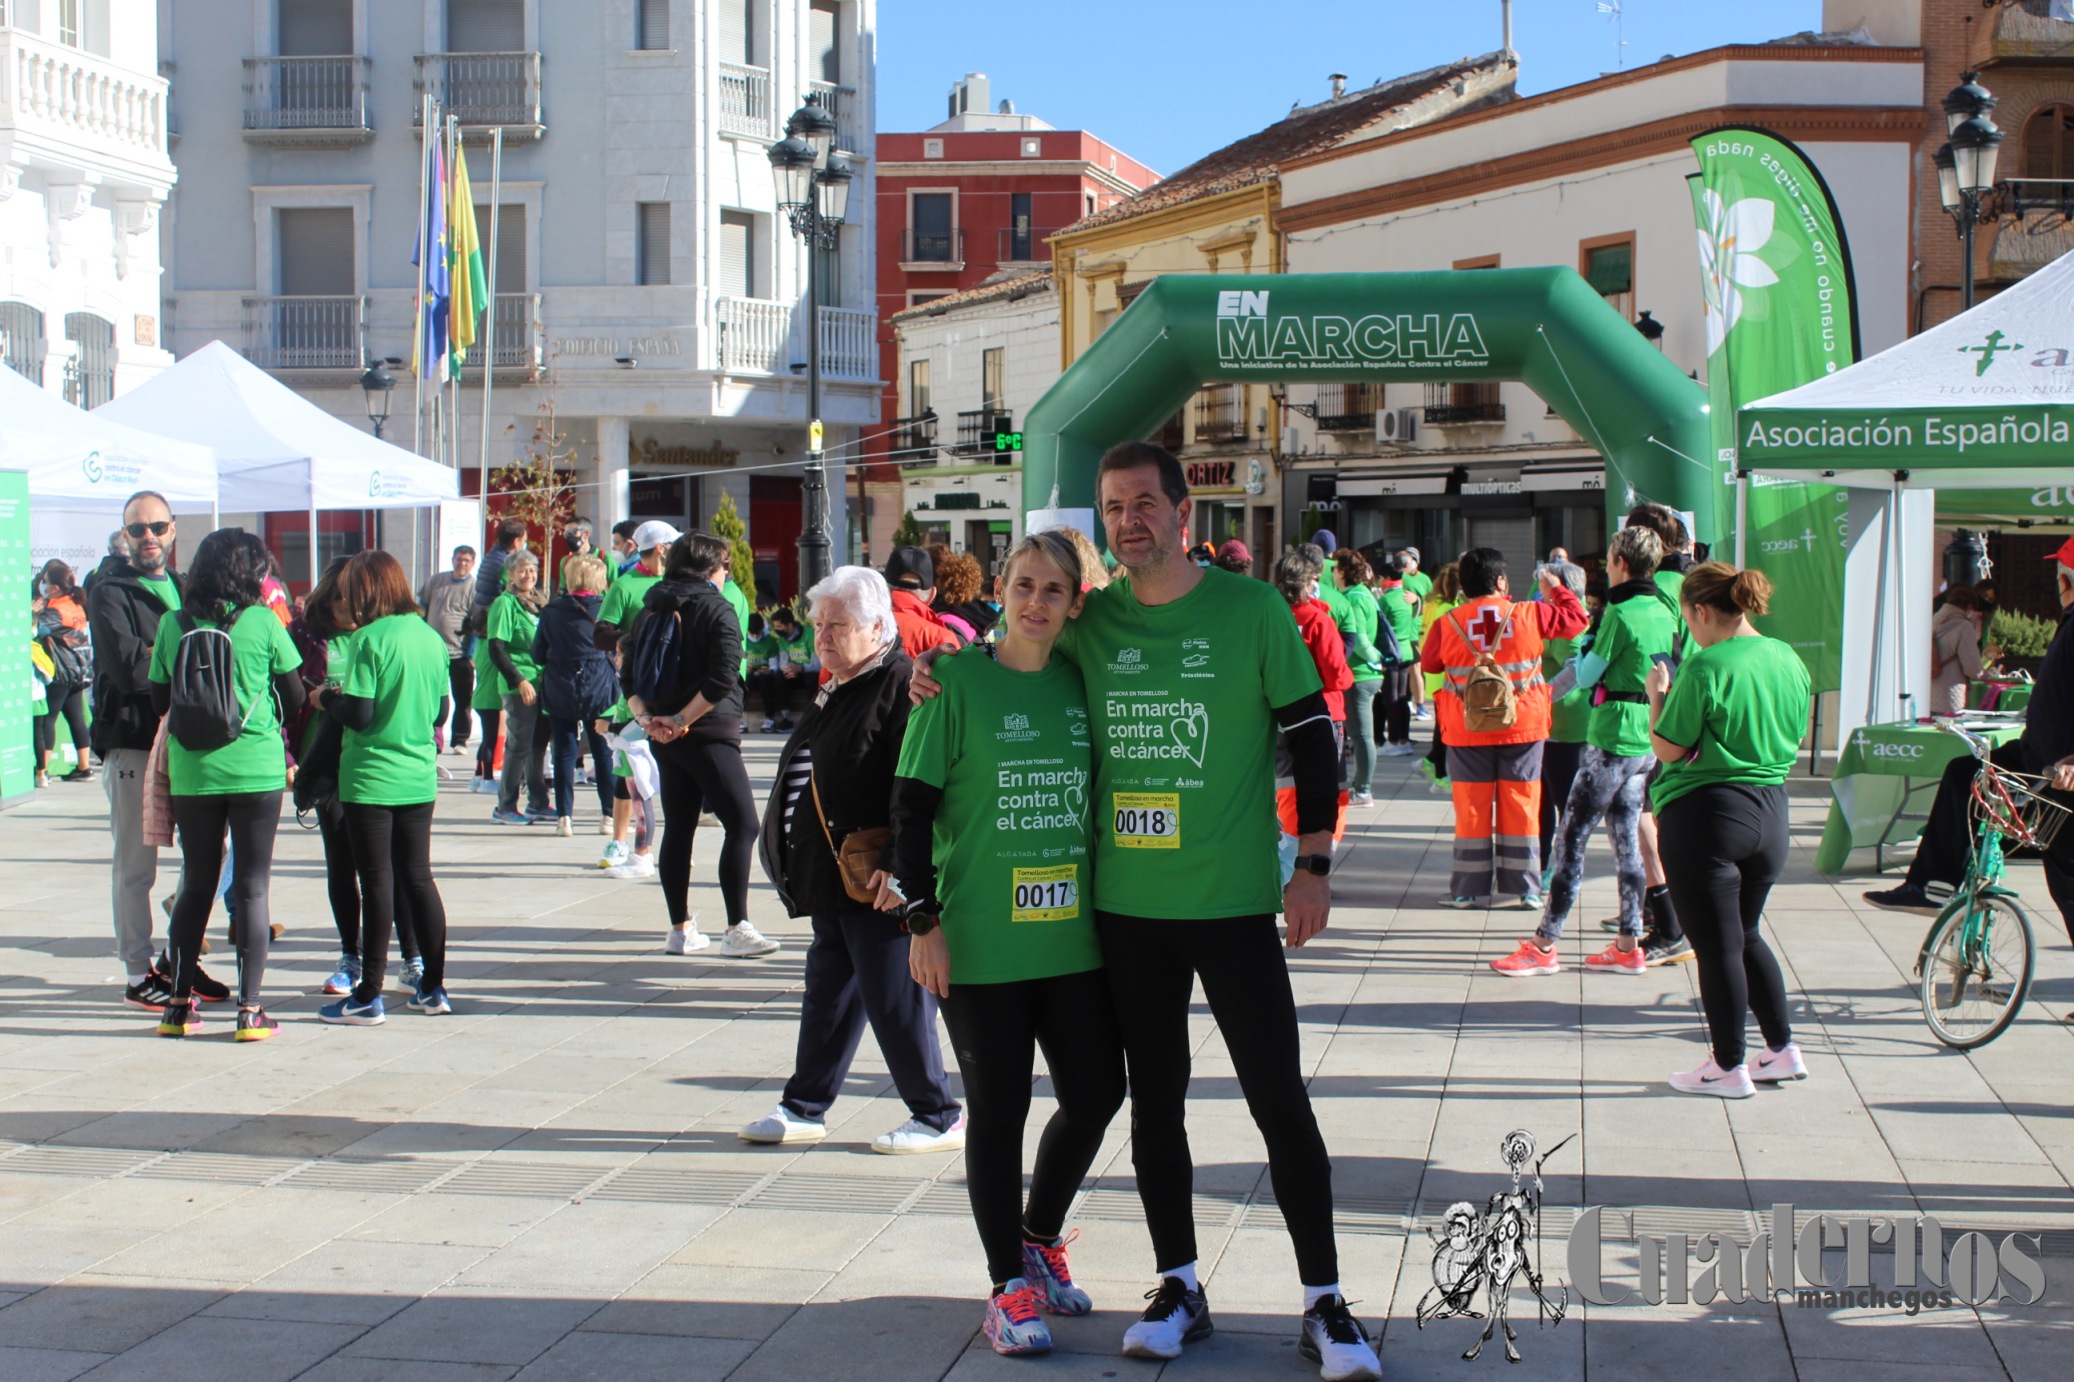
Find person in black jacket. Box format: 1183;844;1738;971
623;531;778;959
533;552;619;836
85;490;229;1010
742;565;964;1155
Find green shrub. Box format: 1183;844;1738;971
1988;608;2054;659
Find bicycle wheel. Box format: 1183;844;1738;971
1918;894;2035;1049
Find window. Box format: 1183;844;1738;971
277;207;355;294
637;202;672;286
638;0;669;50
908;358;931;417
1008;192;1032;260
59;0;81;47
1086;193;1096;217
1021;137;1042;158
473;203;528;292
809;0;839;82
716;209;755;297
2024;105;2074;179
982;347;1005;408
278;0;353;54
909;192;953;262
906;290;952;308
447;0;522;51
1580;235;1634;320
720;0;755;65
0;302;46;386
923;138;943;159
64;313;115;409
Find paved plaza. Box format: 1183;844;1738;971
0;739;2069;1381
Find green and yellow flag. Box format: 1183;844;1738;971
446;143;488;378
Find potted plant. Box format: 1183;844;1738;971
1986;609;2054;678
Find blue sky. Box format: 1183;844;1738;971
878;1;1828;176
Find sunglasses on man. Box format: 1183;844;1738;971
124;521;172;538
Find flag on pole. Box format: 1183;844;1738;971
447;141;487;379
412;130;451;382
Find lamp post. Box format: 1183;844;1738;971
1936;71;2003;312
769;92;853;594
359;358;396;439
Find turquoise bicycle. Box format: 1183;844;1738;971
1914;724;2067;1049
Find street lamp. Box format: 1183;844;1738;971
1936;72;2004;312
359;358;396;439
1634;310;1665;351
769;91;853;593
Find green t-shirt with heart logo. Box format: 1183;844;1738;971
1057;567;1322;919
148;603;299;796
895;650;1101;986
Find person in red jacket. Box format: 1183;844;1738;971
1420;546;1587;910
884;546;963;660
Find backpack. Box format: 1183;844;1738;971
39;626;91;687
166;612;246;752
1452;605;1518;733
1373;600;1404;666
625;604;684;707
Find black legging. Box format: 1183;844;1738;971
167;791;282;1005
653;725;758;927
474;704;502;779
314;796;419;962
1538;738;1585;870
1380;663;1413;745
35;681;89;765
1658;784;1793;1068
747;668;798;720
549;714;614;821
1094;911;1338;1285
941;968;1127;1287
342;800;447;1003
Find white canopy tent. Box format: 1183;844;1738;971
96;341;457;581
0;364;218;514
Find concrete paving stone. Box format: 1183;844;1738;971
725;1294;978;1382
295;1356;519;1382
0;1223;154;1285
583;1263;826;1340
88;1188;400;1282
940;1337;1144;1381
340;1192;565;1248
341;1290;604;1365
510;1328;759;1381
239;1237;486;1302
668;1207;892;1273
72;1314;360;1382
0;1278;232;1354
449;1200;722;1293
0;1347;115;1382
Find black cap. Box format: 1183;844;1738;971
885;546;934;590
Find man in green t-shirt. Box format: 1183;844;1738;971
1399;546;1433;603
593;519;678;652
919;446;1380;1377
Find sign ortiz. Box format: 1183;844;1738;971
1214;291;1491;373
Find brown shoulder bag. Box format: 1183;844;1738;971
811;772;892;905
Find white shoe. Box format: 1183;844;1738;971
873;1113;967;1155
606;854;657;880
1347;791;1374;808
739;1105;826;1144
599;840;629;870
719;920;780;957
1750;1043;1807;1083
1300;1294;1380;1381
666;925;711;954
1669;1056;1755;1099
597;815;613;835
760;718;776;733
555;816;574;837
1382;742;1422;757
1122;1277;1211;1360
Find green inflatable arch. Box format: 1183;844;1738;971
1021;269;1716;546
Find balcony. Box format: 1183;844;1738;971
461;293;542;372
1308;382;1377;432
1988;179;2074;279
714;298;875;380
810;80;858;150
1151;409;1186;451
413;52;543;141
1973;0;2074;65
901;228;964;269
718;62;770;138
0;28;171;172
953;407;1014;458
817;306;875;380
1193;384;1246;443
889;411;938;461
243;295;365;370
242;56;371;147
998;226;1060;264
1423;380;1505;427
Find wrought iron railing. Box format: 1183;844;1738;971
242;294;366;369
998;226;1059;263
889;412;938;461
953;407;1014;457
1310;382;1377;432
902;228;963;264
1193;384;1245;442
461;293;541;370
1423;380;1505;426
413;52;542;128
243;55;369;132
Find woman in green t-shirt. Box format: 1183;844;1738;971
881;531;1123;1357
1646;562;1813;1099
147;529;304;1042
484;551;550;823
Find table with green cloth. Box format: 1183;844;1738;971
1816;717;2024;875
1968;679;2032;715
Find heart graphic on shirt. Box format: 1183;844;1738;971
1170;707;1209;769
1064;777;1088;827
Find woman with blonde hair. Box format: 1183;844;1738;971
534;552;619;836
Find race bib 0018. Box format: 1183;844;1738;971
1112;792;1180;850
1011;864;1080;922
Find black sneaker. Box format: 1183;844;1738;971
156;1000;202;1038
60;766;94;783
1863;883;1940;915
1299;1293;1381;1380
1121;1277;1211;1360
124;971;176;1011
157;957;231;1004
1641;931;1695;967
235;1008;279;1043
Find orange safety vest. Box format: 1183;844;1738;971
1432;596;1553;747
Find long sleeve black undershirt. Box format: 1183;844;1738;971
1276;689;1338;837
487;638;523;685
889;776;947;914
324;693;449;734
151;671;305;723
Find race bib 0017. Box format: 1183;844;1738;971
1011;864;1080;922
1112;792;1180;850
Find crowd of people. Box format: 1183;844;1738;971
45;448;1944;1375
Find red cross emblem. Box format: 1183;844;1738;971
1465;604;1507;652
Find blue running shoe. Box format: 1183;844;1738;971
318;994;385;1025
1021;1232;1093;1316
490;808;532;825
322;953;360;996
982;1279;1054;1356
523;806;558;822
407;986;452;1015
400;958;425;992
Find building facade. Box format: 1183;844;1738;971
867;72;1153;559
160;0;876;602
1;1;176;409
888;265;1054;571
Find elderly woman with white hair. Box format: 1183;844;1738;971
745;565;964;1155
